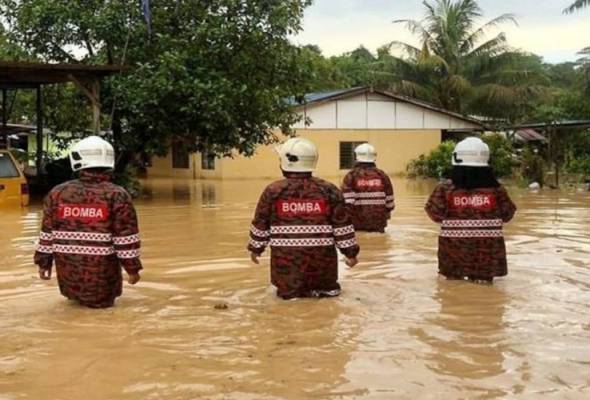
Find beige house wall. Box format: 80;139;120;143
148;151;196;179
148;149;226;179
217;129;441;179
195;152;224;179
147;129;441;179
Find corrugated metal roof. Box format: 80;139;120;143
286;87;364;106
303;87;364;103
515;128;547;142
514;120;590;130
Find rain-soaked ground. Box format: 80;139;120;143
1;177;589;400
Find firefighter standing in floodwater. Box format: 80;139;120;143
341;143;395;232
425;137;516;283
34;136;142;308
248;138;360;299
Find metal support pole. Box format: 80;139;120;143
36;85;43;176
2;89;6;128
553;128;559;188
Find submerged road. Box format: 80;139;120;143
1;178;589;399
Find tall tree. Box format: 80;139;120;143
578;47;590;94
390;0;546;122
0;0;314;170
297;45;350;92
325;46;401;90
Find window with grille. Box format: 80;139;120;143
172;142;190;169
339;141;366;170
201;151;216;170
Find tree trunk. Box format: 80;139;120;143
112;109;132;174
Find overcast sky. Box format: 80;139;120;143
293;0;590;63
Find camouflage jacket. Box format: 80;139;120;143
341;163;394;232
248;173;360;299
34;170;142;307
425;181;516;279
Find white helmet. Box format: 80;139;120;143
452;137;489;167
69;136;115;171
355;143;377;163
277;138;318;172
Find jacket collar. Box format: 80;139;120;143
282;171;313;179
355;162;376;169
79;169;113;183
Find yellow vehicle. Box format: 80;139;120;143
0;149;30;208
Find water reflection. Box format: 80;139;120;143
201;183;218;207
172;181;192;202
419;280;508;381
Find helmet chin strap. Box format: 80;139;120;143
453;153;464;164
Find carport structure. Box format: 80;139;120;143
512;120;590;187
0;61;122;175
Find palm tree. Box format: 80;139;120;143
564;0;589;14
390;0;546;121
565;1;589;92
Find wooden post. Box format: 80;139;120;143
550;127;559;188
1;89;6;149
554;132;559;188
2;89;6;128
91;79;100;134
68;74;101;134
36;85;43;176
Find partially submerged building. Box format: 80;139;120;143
148;87;484;180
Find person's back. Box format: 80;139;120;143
425;137;516;282
34;136;142;308
342;144;394;233
248;138;359;299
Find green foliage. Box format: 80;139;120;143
297;1;587;126
546;62;582;90
531;90;590;122
386;0;548;122
1;0;587;178
298;46;349;91
0;0;314;168
565;132;590;177
566;156;590;176
577;47;590;95
298;44;402;92
0;23;29;59
406;141;455;179
564;0;590;14
407;135;515;179
113;164;141;198
482;134;514;178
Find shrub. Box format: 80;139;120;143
407;135;516;179
566;156;590;176
565;132;590;178
407;141;455;179
483;134;515;178
114;165;141;198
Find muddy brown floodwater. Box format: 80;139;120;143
1;178;589;400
